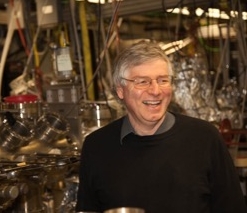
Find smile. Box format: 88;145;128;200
142;100;161;105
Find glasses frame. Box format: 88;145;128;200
121;75;174;89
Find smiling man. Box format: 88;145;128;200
76;41;247;213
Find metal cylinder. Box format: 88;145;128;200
0;185;19;199
0;119;33;152
34;112;69;144
104;208;145;213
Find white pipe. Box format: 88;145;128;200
0;1;20;98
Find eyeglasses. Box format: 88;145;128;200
121;75;173;89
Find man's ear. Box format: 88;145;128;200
116;86;124;99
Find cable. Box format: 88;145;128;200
79;0;122;101
69;0;87;100
9;0;30;56
63;0;122;118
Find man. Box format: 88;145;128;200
76;41;247;213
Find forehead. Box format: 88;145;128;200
128;59;169;76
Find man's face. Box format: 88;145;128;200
116;59;173;127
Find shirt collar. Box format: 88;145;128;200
120;112;175;144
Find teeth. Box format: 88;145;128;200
143;100;161;105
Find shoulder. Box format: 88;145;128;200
173;112;220;135
171;113;226;153
83;117;124;145
174;112;216;126
81;117;124;154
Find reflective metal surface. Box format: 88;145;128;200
34;112;70;144
104;207;145;213
0;119;33;152
0;153;80;212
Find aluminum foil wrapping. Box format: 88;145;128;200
171;51;243;127
171;52;219;121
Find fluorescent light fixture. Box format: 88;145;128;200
167;7;189;15
167;7;247;20
88;0;106;3
195;8;204;16
80;0;122;3
76;0;106;3
243;12;247;20
230;10;247;20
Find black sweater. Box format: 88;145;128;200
76;113;247;213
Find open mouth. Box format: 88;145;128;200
142;100;161;105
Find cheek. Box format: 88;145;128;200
164;87;173;96
116;86;139;100
125;88;142;100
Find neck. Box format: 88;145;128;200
129;115;165;136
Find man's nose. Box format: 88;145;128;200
148;80;161;94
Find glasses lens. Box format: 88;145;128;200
134;77;150;88
157;76;172;86
125;76;173;89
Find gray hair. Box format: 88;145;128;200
112;40;174;89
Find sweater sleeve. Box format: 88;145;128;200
210;132;247;213
75;137;100;212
